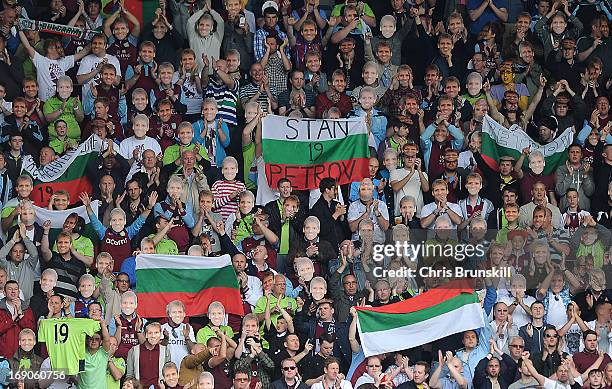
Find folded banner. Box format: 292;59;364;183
356;281;485;357
135;254;244;318
480;114;573;174
33;201;100;243
18;18;98;40
21;135;103;207
262;115;370;190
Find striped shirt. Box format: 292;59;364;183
212;179;247;221
204;77;239;125
240;82;278;113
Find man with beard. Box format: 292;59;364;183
315;70;352;118
474;354;510;389
435;149;468;203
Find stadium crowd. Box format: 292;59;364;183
0;0;611;387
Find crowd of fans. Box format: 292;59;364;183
0;0;610;387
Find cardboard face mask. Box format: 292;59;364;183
529;157;545;175
296;260;315;282
310;283;327;300
380;20;396;39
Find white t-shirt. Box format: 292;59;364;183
563;323;584;354
347;199;390;243
119;136;162;160
545;292;568;330
77;54;122;100
311;379;353;389
33;52;76;101
172;71;203;115
160;322;196;368
543;376;582;389
389;168;428;217
497;294;536;330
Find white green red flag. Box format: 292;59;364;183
135;254;244;318
356;281;484;357
480;114;572;175
20;135;103;207
261;115;370;190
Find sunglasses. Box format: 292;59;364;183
545;334;558;338
283;366;297;371
509;344;524;349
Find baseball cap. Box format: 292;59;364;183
262;0;278;13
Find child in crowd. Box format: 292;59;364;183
161;300;196;367
104;8;141;75
174;49;204;123
193;98;231;172
154;175;196;253
48;120;77;154
125;88;153;138
113;291;145;359
119;113;162;164
73;274;97;318
82;191;155;270
212;156;247;221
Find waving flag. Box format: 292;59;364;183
21;135;103;207
480;114;572;174
356;281;484;357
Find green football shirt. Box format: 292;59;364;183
38;318;101;375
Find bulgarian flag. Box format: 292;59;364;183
135;254;244;318
356;281;485;357
480;114;572;175
21;135;103;207
262;115;370;190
